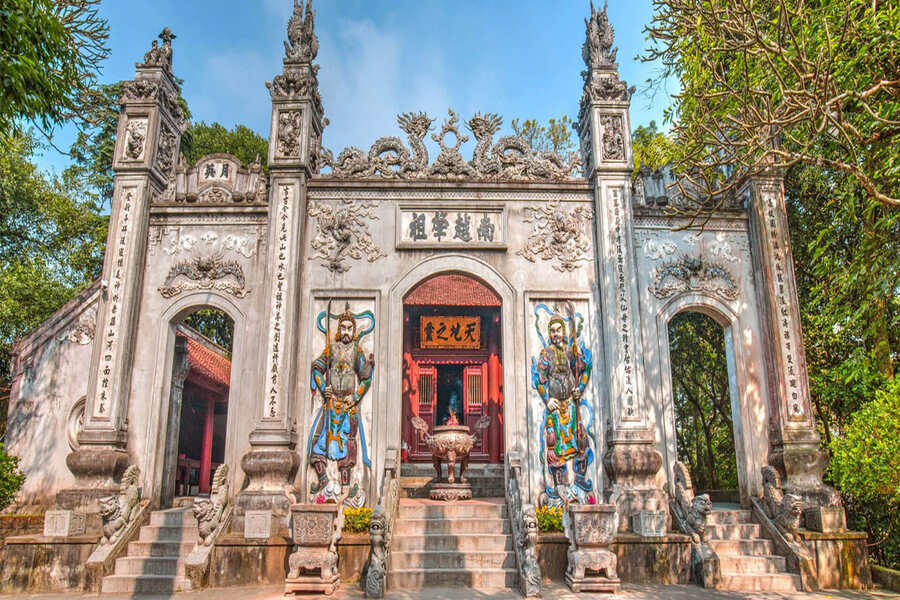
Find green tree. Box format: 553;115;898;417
631;120;677;178
183;309;234;354
0;132;107;392
668;311;738;492
182;122;268;170
643;0;900;211
0;0;109;136
0;443;25;511
510;115;577;156
829;380;900;568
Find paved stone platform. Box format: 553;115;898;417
1;582;898;599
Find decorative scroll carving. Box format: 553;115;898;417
518;201;594;271
158;254;249;298
58;306;97;345
123;119;147;160
99;465;141;546
277;110;303;157
156;126;177;175
200;187;230;204
650;255;739;301
366;464;399;599
670;461;711;543
507;454;542;598
321;110;582;181
193;464;229;545
428;109;475;177
600;114;625;161
121;80;158;102
137;27;175;72
307;199;385;272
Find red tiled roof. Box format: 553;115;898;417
179;333;231;388
404;273;501;307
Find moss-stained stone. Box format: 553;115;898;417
798;530;872;589
0;534;98;593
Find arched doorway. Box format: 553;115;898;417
668;310;739;501
160;308;234;506
401;273;504;464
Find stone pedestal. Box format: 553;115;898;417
429;482;472;502
284;504;340;597
804;506;846;533
43;511;86;538
233;449;298;535
603;431;667;533
630;511;667;537
565;504;621;593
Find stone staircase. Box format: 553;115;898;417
400;463;505;498
101;507;196;594
388;498;518;590
707;506;801;592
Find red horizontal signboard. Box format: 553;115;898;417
419;316;481;349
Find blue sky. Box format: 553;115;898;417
34;0;677;175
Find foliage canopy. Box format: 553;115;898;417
644;0;900;210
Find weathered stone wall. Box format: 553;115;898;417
5;284;100;509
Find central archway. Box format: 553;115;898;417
401;273;504;463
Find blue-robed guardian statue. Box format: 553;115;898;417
308;303;375;496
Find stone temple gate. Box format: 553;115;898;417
2;1;870;596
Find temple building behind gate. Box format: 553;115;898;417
1;1;870;596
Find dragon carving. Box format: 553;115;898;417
323;112;432;179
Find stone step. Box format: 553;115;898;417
392;533;513;552
706;510;753;525
113;556;186;577
706;523;762;540
138;524;200;543
719;573;801;592
390;550;516;570
100;574;192;594
394;517;510;535
126;539;196;558
398;500;507;519
399;477;505;499
718;555;787;575
708;538;775;556
388;567;518;589
150;508;197;527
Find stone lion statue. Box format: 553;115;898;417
686;493;713;542
193;464;229;545
670;461;711;543
762;465;805;541
365;505;387;598
99;465;141;545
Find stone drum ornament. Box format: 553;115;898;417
410;414;492;501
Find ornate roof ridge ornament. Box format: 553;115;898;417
579;2;634;110
319;109;583;181
137;27;176;73
267;0;322;112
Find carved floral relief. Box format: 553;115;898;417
518;200;594;272
123;119;148;161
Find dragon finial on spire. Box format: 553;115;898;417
284;0;318;63
583;0;617;71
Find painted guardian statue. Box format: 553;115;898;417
308;302;375;502
531;302;595;505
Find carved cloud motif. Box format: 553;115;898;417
649;256;739;301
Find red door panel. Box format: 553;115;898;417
464;364;489;461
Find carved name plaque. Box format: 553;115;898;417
244;510;272;539
419;315;481;350
397;205;505;249
44;510;86;537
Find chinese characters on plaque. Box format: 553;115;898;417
398;207;505;249
420;316;481;350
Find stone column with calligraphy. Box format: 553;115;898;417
59;29;185;512
235;0;326;533
745;173;842;512
577;3;666;531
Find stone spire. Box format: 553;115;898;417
266;0;325;172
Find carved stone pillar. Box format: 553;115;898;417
744;173;841;511
60;29;185;512
577;3;666;531
235;0;325;533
